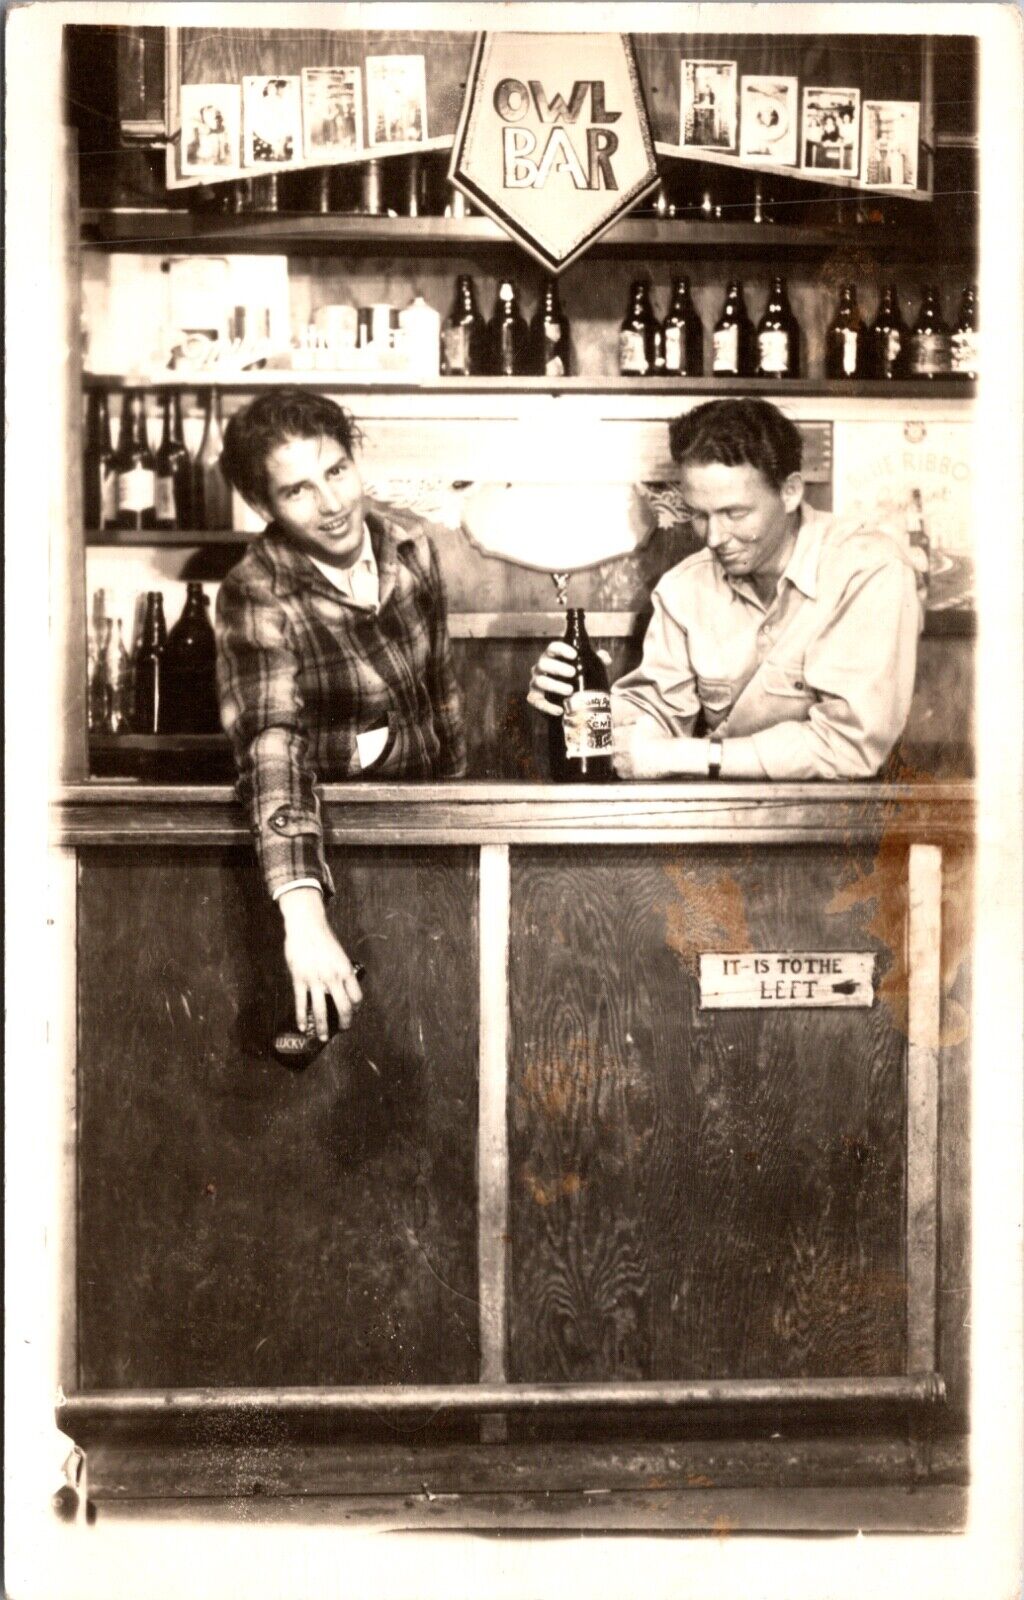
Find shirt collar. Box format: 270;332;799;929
260;505;408;602
309;522;377;592
719;501;827;605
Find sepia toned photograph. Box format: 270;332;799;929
801;84;860;173
861;97;921;188
242;72;302;165
739;72;799;163
301;65;363;156
680;58;737;150
366;52;428;145
179;82;241;173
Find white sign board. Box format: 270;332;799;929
699;951;875;1010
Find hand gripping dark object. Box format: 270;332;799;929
272;963;367;1069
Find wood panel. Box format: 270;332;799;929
936;842;972;1427
76;846;479;1388
507;845;909;1382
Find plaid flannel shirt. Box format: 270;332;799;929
216;504;466;897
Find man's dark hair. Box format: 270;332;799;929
668;399;802;490
220;390;363;507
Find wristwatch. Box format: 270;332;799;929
707;736;724;779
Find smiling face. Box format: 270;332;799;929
679;460;803;586
254;433;366;567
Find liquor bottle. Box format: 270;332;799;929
133;591;167;734
488;279;529;376
154;391;193;531
661;276;703;377
161;583;221;735
98;617;131;734
908;286;951;380
114;389;156;532
868;283;908;380
712;280;755;377
905;487;931;601
756;275;800;378
619;280;658;377
195;388;231;532
825;284;866;379
529;277;571;378
441;274;487;376
83;390;116;531
950;285;978;380
547;609;614;783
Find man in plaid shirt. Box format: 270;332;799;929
216;390;466;1042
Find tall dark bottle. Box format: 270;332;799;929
825;284;866;379
83;390;116;531
756;275;800;378
196;388;231;532
868;283;908;380
133;591;167;733
154;392;194;531
950;285;978;380
114;390;156;531
712;280;755;377
441;274;487;376
546;609;614;783
619;280;658;377
908;286;951;379
161;582;221;735
529;277;571;377
488;279;529;376
661;276;703;376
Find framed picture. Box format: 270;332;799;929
366;55;428;147
861;99;921;188
301;67;363;158
242;74;303;167
179;83;241;175
680;59;737;150
801;86;861;174
739;74;798;165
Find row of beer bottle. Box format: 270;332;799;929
89;583;221;736
441;274;572;378
84;388;233;533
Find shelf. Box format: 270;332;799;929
82;373;978;399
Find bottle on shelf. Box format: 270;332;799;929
133;590;167;734
908;286;951;380
868;283;908;380
114;389;156;532
87;589;108;733
547;609;615;783
661;276;703;377
154;391;194;531
905;487;931;602
619;279;658;378
712;280;755;378
756;275;800;379
488;279;529;377
529;277;571;378
950;284;978;380
441;274;487;377
399;294;442;379
83;389;116;531
97;616;131;734
195;388;231;532
161;583;221;736
825;284;866;380
359;158;385;217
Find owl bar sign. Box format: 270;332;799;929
450;33;658;272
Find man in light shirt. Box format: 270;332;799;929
529;398;921;781
217;391;465;1042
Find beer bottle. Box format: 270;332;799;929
756;275;800;378
906;487;931;601
619;280;658;377
195;388;231;532
84;390;116;531
529;277;571;378
868;283;908;380
661;276;703;377
133;591;167;734
547;609;615;783
712;280;755;377
950;285;978;380
908;286;951;380
114;390;156;532
488;279;529;377
99;617;131;734
441;274;487;376
162;582;221;735
154;392;193;531
825;284;866;379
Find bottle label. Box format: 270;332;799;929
564;690;612;760
910;331;950;375
713;325;738;373
100;466;117;525
757;330;789;374
840;329;859;377
116;464;155;513
442;324;468;375
498;324;517;375
664;326;682;372
619;329;648;376
155;475;177;524
950;330;977;375
543;322;565;377
883;329;903;372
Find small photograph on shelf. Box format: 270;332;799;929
302;66;362;157
860;100;920;188
680;59;737;150
801;86;860;174
366;55;428;146
242;74;302;166
180;84;241;175
739;75;798;165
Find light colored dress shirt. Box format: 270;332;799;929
612;503;922;780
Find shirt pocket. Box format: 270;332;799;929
760;661;813;701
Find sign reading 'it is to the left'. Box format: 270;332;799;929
699;952;876;1010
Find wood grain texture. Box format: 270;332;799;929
76;846;479;1388
507;846;909;1382
936;843;972;1427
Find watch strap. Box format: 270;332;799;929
707;736;723;779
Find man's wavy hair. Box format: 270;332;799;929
220;389;363;507
668;399;802;490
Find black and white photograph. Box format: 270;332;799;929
801;84;860;173
861;97;921;188
366;53;428;146
680;58;737;150
301;66;363;157
179;83;241;174
242;72;303;165
739;72;799;164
